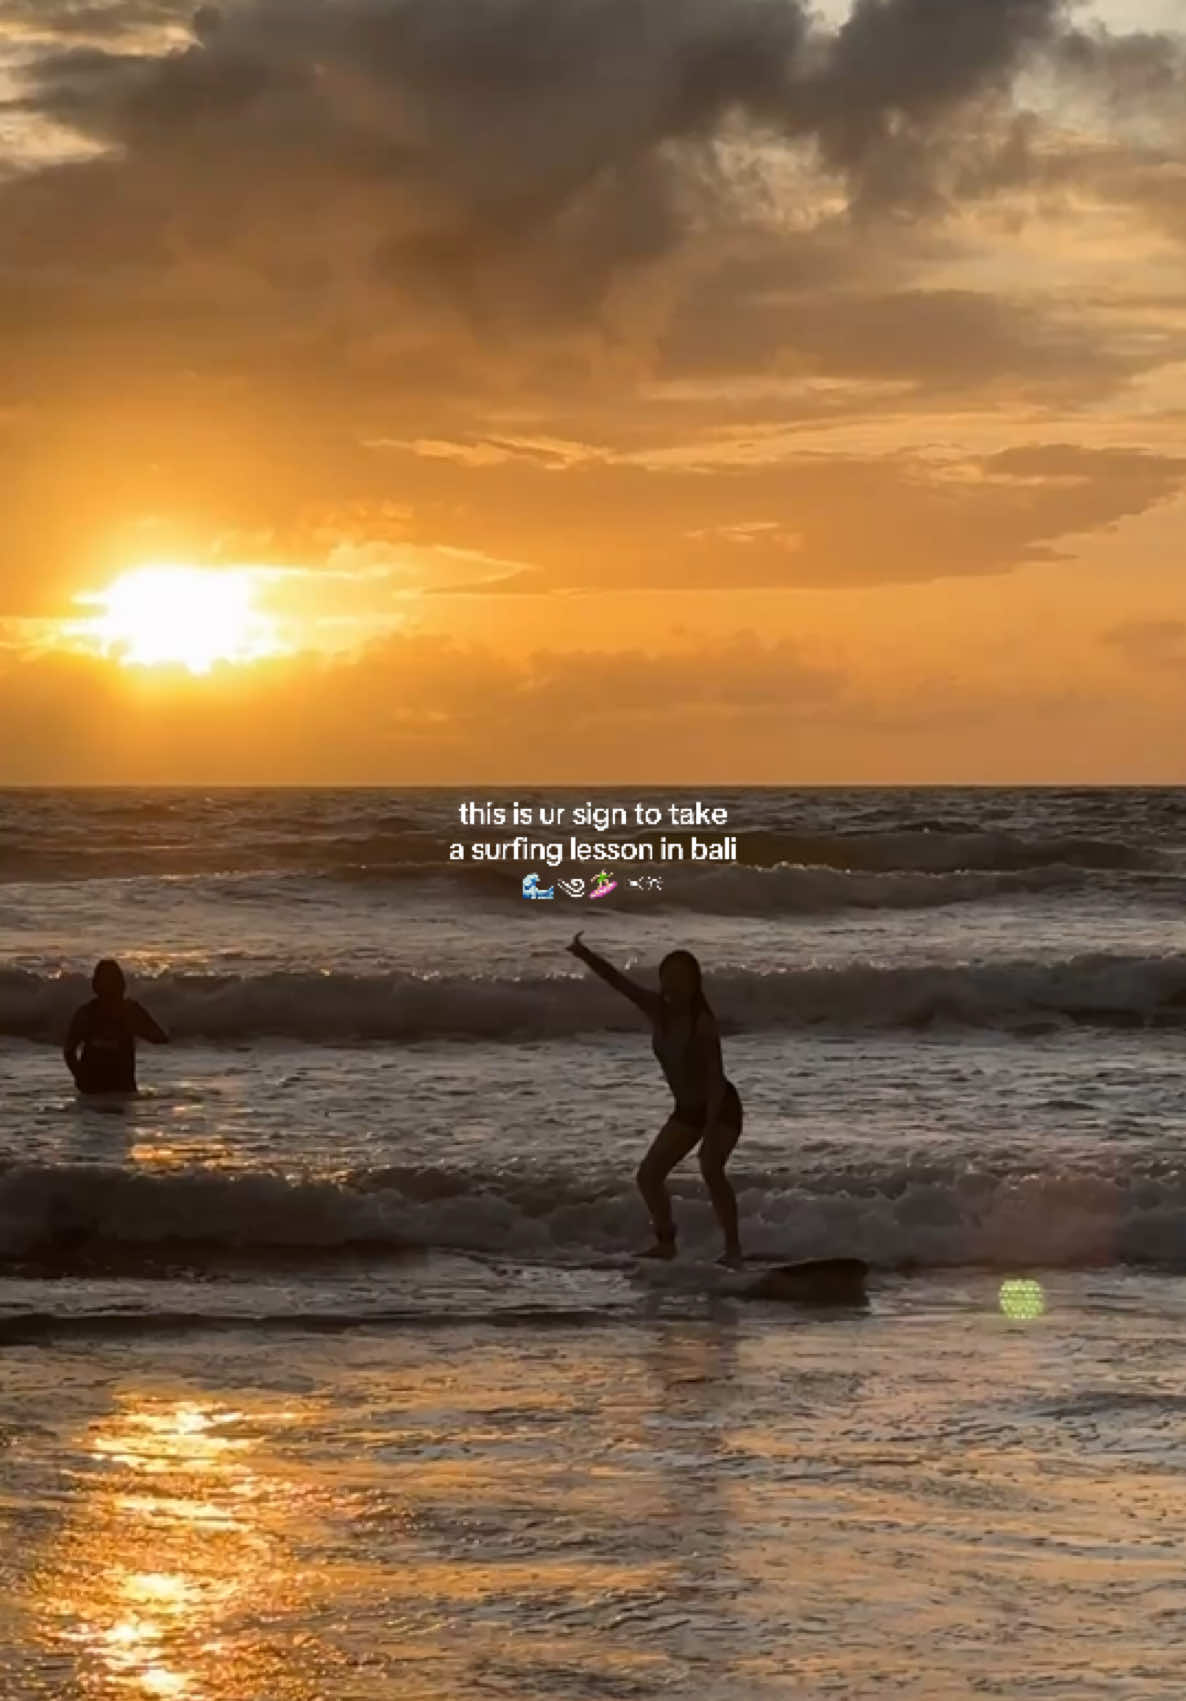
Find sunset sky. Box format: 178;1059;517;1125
1;0;1184;783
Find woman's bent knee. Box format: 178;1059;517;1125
699;1153;733;1191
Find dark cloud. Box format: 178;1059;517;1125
2;0;1180;375
12;0;811;315
1053;23;1185;104
790;0;1058;210
659;279;1159;399
0;0;1177;418
9;0;1174;316
0;0;1183;619
816;0;1058;116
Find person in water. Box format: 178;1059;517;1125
64;959;169;1094
567;932;743;1265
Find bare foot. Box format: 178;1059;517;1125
717;1249;745;1270
637;1241;677;1261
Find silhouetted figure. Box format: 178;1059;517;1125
64;959;169;1094
568;932;743;1265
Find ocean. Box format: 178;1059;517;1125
4;787;1186;1698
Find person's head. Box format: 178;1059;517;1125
659;948;708;1013
91;958;126;1001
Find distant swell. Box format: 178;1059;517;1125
660;861;1092;915
6;953;1186;1043
737;829;1158;876
4;1157;1186;1275
0;824;1158;885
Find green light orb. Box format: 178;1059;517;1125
999;1277;1045;1320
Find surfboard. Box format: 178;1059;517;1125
741;1258;869;1306
632;1255;869;1306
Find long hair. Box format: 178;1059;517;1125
659;949;713;1026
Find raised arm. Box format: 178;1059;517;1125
567;933;662;1019
130;1001;170;1044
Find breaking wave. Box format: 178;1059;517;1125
6;952;1186;1043
0;823;1160;886
4;1154;1186;1276
656;861;1094;914
735;828;1158;875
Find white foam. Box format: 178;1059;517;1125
4;1157;1186;1272
5;951;1186;1043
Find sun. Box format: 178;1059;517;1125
76;565;283;675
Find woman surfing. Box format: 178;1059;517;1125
567;933;743;1266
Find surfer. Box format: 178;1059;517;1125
63;959;170;1094
567;933;743;1266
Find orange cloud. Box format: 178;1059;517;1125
0;0;1184;779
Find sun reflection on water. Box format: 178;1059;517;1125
127;1143;189;1169
33;1393;298;1699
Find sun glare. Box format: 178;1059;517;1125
77;565;282;675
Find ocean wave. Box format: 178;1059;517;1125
0;822;1160;885
5;953;1186;1043
736;828;1159;876
0;1305;607;1343
0;831;445;884
324;857;1101;915
3;1156;1186;1275
68;857;1103;916
655;862;1091;914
